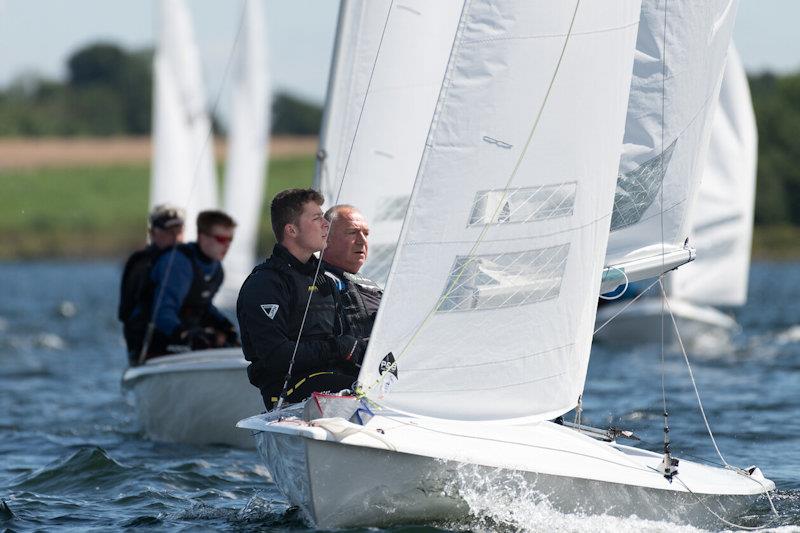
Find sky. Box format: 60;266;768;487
0;0;797;119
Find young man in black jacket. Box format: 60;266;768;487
237;189;363;410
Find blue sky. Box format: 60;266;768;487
0;1;797;114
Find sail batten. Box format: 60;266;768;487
357;1;642;422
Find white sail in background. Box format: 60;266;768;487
602;0;739;292
221;0;270;305
314;0;390;204
357;1;641;422
316;0;463;285
150;0;218;241
671;45;757;306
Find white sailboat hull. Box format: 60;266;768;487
122;348;263;448
594;297;739;350
238;413;773;528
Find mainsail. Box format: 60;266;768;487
220;0;270;305
357;1;641;422
671;45;757;306
602;0;739;292
315;0;464;285
150;0;218;241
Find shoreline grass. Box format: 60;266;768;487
0;156;314;260
2;158;799;261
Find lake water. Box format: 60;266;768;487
1;260;799;532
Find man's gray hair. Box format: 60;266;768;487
324;204;358;222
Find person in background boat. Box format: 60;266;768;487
237;189;363;410
118;204;186;364
142;210;240;361
322;205;383;348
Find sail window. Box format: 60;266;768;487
374;195;411;222
468;183;577;226
611;139;677;231
438;244;570;312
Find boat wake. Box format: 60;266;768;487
446;464;708;533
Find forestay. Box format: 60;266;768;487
670;45;757;306
602;0;739;292
357;1;641;422
315;0;464;285
150;0;218;241
221;0;270;305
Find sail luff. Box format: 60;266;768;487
357;0;642;422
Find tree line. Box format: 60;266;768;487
0;42;321;138
1;42;798;227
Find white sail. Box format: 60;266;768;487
602;0;739;291
220;0;270;304
357;1;641;422
150;0;218;241
316;0;464;285
670;45;756;306
314;0;390;204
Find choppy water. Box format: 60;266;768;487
1;260;799;532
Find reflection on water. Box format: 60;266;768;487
1;260;799;531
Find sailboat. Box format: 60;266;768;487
595;45;757;349
238;0;774;527
122;0;265;449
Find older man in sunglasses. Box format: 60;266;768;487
133;210;241;362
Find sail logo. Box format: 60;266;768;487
379;352;398;378
260;304;279;320
378;352;398;398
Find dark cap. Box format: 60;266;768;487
149;204;185;230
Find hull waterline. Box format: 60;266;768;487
239;414;774;528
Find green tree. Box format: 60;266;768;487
271;92;322;135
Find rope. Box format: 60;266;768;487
598;267;630;301
139;2;248;362
658;279;780;519
593;276;660;335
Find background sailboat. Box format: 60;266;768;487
123;0;265;449
595;44;758;348
149;0;218;241
219;0;271;307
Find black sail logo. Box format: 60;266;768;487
379;352;398;379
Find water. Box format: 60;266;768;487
1;260;799;532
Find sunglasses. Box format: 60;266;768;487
205;233;233;245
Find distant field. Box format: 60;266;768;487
1;137;799;260
0;155;315;259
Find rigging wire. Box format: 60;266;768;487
360;0;584;398
656;0;676;481
138;1;248;362
658;279;780;520
274;0;397;410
